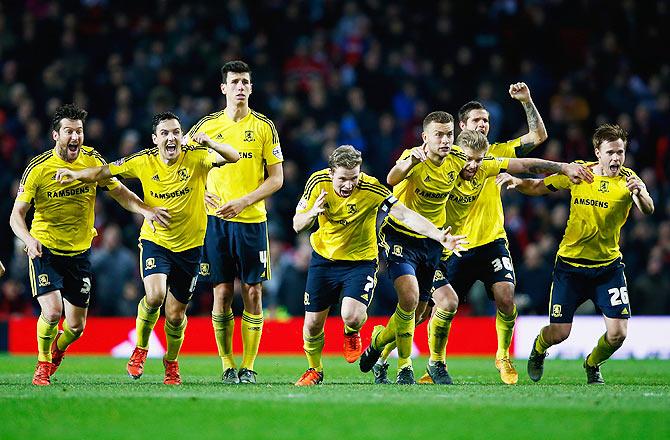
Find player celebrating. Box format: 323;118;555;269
10;104;167;386
57;112;239;385
187;60;283;384
292;145;467;386
497;124;653;384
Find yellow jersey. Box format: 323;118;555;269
108;146;213;252
16;146;119;255
544;163;638;267
457;138;521;248
187;109;283;223
441;155;510;256
388;146;466;237
297;170;394;261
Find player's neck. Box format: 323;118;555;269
427;150;445;166
225;104;250;122
592;164;612;177
55;146;78;163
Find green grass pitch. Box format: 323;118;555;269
1;355;669;439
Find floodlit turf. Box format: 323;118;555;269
1;355;669;439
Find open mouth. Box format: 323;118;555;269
439;146;451;153
166;144;177;154
609;164;620;174
67;144;79;152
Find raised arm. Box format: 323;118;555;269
387;145;426;186
389;202;468;255
190;133;240;164
293;190;326;233
9;200;42;259
509;82;548;157
626;175;654;215
496;173;553;196
55;164;112;184
507;158;593;184
107;184;171;231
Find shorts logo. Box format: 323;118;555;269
433;270;445;282
347;203;357;214
361;293;369;301
178;168;190;181
598;181;610;193
304;292;310;306
244;130;255;142
38;274;50;287
81;277;91;294
199;263;210;276
552;304;562;318
145;258;156;270
392;245;403;257
621;307;629;315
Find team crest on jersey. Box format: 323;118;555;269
178;168;190;181
145;258;156;270
471;176;480;188
551;304;562;318
244;130;255;142
38;274;50;287
347;203;357;214
447;171;456;185
199;263;210;276
598;181;610;193
392;245;403;257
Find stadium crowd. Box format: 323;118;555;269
1;0;669;318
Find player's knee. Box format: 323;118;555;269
165;313;185;327
303;319;323;336
68;322;85;337
42;310;62;323
553;328;571;344
398;295;418;312
493;288;515;314
607;330;626;348
342;309;366;330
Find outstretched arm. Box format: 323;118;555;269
507;158;593;184
107;184;171;232
496;173;553;196
190;133;240;164
389;202;468;256
387;145;427;186
56;165;112;184
509;82;548;157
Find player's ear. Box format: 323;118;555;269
52;130;59;141
220;83;226;95
152;133;158;145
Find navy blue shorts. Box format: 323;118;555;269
304;252;377;312
437;238;516;300
380;221;443;302
139;240;202;304
28;248;92;308
549;257;630;323
200;216;270;285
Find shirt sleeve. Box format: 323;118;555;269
296;177;322;214
490;138;522;159
92;150;120;191
262;119;283;166
482;156;510;178
108;154;142;179
16;164;40;204
396;149;418;178
543;174;571;191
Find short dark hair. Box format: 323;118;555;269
152;111;181;134
592;124;628;150
221;60;251;83
422;111;454;130
328;145;362;170
458;101;487;124
52;104;88;131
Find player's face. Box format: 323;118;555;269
221;72;252;106
53;118;84;163
329;165;360;198
595;139;626;177
152;118;183;162
461;109;490;136
459;146;489;180
422;121;454;158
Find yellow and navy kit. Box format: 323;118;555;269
297;169;395;261
544;163;637;267
388;146;466;237
187;109;283;223
16;145;119;254
108;146;213;252
457;138;521;248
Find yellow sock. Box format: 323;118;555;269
37;315;58;362
57;319;82;351
344;320;365;334
535;326;552;354
240;311;263;370
303;330;325;371
587;333;617;366
372;314;397;350
495;305;518;359
394;305;415;369
381;341;396;361
429;308;456;362
164;317;187;361
212;311;236;370
136;296;160;349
